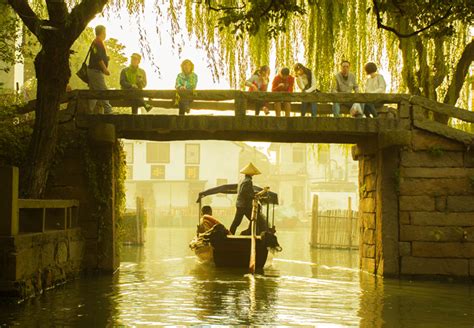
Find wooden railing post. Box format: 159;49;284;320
234;91;247;117
0;166;19;236
310;194;318;247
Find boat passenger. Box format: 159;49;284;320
229;162;261;235
197;205;229;234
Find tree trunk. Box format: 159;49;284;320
21;44;70;198
444;39;474;106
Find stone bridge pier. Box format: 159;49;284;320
355;130;474;278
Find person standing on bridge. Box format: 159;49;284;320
229;162;260;235
332;60;359;117
363;62;386;118
87;25;113;114
272;67;295;117
175;59;198;115
294;63;319;117
245;66;270;115
120;53;153;114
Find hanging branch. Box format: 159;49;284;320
372;0;453;38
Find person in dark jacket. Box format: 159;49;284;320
87;25;113;114
229;162;261;235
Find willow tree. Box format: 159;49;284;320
373;0;474;106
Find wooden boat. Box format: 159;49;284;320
190;184;280;270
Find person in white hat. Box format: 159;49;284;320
229;162;261;235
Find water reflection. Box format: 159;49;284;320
1;227;474;327
190;266;279;325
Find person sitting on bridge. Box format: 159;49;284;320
294;63;319;117
197;205;229;234
271;67;294;117
363;62;386;118
245;66;270;116
175;59;198;115
229;162;260;235
332;60;359;117
120;53;152;114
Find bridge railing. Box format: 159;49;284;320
15;90;473;145
17;89;410;117
18;199;79;233
410;95;474;145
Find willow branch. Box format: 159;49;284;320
373;0;453;38
7;0;41;39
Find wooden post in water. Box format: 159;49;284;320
310;194;318;247
348;197;353;248
136;197;145;245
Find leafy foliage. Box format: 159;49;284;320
0;96;32;167
0;3;36;72
210;0;306;37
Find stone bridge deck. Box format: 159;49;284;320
75;115;409;143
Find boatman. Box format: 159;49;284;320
229;162;260;235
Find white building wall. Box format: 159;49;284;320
123;140;245;212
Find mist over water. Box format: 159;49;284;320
2;227;474;326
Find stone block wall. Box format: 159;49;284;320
398;130;474;277
46;126;119;273
358;153;378;275
45;141;100;270
0;229;84;299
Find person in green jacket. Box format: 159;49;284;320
175;59;198;115
120;53;152;114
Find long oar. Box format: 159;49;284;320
249;188;269;274
249;198;258;274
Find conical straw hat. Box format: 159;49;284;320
240;162;261;175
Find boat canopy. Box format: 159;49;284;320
196;184;279;205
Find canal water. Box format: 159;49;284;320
1;227;474;326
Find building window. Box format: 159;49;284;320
185;144;200;164
150;165;166;179
293;146;305;163
126;165;133;180
147;143;170;163
124;143;134;164
185;166;199;180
